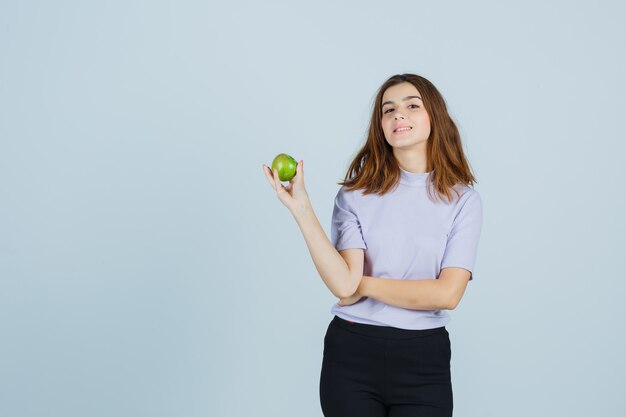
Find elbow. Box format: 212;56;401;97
440;282;460;310
335;288;352;299
335;284;357;299
445;296;459;310
335;276;361;299
441;287;458;310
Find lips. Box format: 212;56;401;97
393;125;412;133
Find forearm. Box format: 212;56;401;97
359;276;450;310
292;206;358;298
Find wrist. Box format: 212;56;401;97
292;202;314;222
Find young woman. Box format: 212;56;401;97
262;73;482;417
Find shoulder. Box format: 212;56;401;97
441;185;481;213
334;185;357;210
453;184;481;204
454;186;482;217
336;185;365;203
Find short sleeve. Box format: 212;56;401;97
330;188;367;251
440;190;483;280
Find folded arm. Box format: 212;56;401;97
355;267;472;310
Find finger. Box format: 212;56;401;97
296;160;303;184
263;165;276;189
273;168;285;193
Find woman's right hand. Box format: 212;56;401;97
262;160;312;217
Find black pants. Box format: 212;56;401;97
320;315;453;417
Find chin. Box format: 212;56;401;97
396;138;427;148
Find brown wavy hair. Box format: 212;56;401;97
337;73;477;204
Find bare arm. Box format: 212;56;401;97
351;267;472;310
263;161;359;299
293;207;361;298
358;276;451;310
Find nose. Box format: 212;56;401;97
394;113;405;120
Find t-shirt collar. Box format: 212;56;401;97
399;167;433;187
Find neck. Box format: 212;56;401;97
393;147;428;173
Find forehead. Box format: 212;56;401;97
382;82;421;101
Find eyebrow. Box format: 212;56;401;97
382;95;422;107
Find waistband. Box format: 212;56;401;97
332;315;447;339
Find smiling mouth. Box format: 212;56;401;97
394;127;413;135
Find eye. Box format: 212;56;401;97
383;104;420;114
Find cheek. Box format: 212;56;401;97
418;114;431;130
382;119;393;133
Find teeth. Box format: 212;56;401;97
395;127;411;132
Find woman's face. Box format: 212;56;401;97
380;82;431;148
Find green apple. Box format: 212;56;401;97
271;153;298;181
